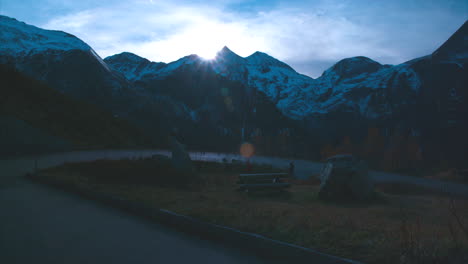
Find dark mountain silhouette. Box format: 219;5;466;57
432;20;468;62
0;64;153;156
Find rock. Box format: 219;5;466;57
318;155;373;201
170;135;193;174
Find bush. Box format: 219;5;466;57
61;158;200;188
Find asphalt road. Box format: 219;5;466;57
0;151;275;264
1;179;279;264
1;149;467;264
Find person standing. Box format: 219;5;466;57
289;161;295;178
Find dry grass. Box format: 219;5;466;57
38;159;468;264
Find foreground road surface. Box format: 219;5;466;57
0;150;274;264
0;179;276;264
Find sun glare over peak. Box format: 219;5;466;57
173;20;262;62
197;49;218;60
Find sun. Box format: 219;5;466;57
194;38;220;60
170;20;262;61
197;49;218;60
188;23;226;60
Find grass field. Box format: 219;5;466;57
37;158;468;264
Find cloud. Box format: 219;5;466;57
39;0;467;77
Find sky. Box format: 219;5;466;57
1;0;467;77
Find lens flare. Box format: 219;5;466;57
240;142;255;158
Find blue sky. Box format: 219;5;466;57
1;0;467;77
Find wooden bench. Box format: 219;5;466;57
237;173;291;192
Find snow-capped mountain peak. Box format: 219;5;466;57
213;46;246;67
246;51;295;71
216;46;242;59
0;15;90;56
104;52;166;81
210;46;246;80
106;52;150;64
322;56;382;79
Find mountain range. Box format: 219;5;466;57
1;15;466;171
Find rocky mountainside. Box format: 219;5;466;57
104;52;166;82
0;15;200;147
0;15;281;152
105;46;424;121
104;21;467;167
0;15;125;103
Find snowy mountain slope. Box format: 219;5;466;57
318;56;384;86
104;52;166;81
210;46;249;81
106;46;425;120
240;53;424;120
244;51;315;106
0;15;113;73
153;54;205;79
0;16;90;55
0;15;197;148
104;47;318;118
0;15;127;102
0;15;192;126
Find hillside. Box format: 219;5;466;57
0;64;153;156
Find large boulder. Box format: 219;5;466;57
318;155;373;201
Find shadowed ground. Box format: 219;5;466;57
0;150;274;264
1;149;466;264
0;178;274;264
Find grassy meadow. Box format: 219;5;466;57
36;158;468;264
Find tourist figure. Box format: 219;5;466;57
289;161;295;178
